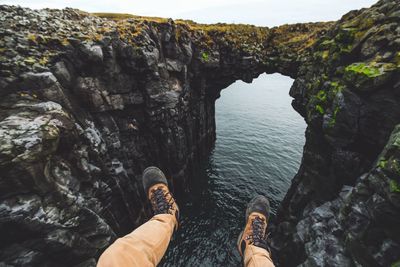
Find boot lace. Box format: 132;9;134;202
150;187;175;215
246;216;271;251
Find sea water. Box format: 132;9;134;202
161;73;306;266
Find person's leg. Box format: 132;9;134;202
97;213;176;266
98;167;179;267
237;196;275;267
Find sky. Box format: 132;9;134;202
0;0;378;27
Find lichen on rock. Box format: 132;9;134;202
0;1;400;266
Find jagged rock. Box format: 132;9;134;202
52;61;72;86
0;97;115;266
0;1;399;266
272;1;400;266
165;58;183;72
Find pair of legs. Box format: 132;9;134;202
98;167;275;267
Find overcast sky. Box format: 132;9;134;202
0;0;378;27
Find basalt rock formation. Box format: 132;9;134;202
0;0;399;266
272;2;400;266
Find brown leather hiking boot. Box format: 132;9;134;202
237;195;271;257
142;167;179;228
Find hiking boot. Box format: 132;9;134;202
142;166;179;227
237;195;271;257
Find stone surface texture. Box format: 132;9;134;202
272;1;400;266
0;1;399;266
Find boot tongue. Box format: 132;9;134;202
148;183;168;199
249;212;267;223
251;216;266;237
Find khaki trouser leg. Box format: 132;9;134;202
97;214;177;267
244;244;275;267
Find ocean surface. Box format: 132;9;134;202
160;73;306;266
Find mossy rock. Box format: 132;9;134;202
201;52;210;62
316;90;327;102
344;62;398;91
327;106;340;128
391;259;400;267
389;180;400;193
315;104;324;115
379;156;400;177
346;62;383;77
375;125;400;196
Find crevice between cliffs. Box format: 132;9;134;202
0;1;399;266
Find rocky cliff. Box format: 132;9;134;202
0;1;399;266
271;1;400;266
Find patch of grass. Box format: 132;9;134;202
93;13;169;23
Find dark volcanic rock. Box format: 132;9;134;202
0;5;329;266
0;1;399;266
272;1;400;266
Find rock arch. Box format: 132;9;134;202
0;1;399;266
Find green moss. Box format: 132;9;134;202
330;81;343;91
316;90;327;102
330;81;344;96
392;52;400;67
328;106;340;127
322;50;329;60
336;27;356;45
391;260;400;267
201;52;209;62
389;180;400;193
321;39;334;47
382;158;400;176
39;56;48;65
307;81;335;118
315;104;324;115
391;159;400;174
331;81;339;87
27;33;37;44
24;57;36;65
340;44;353;55
323;81;344;108
345;63;382;78
378;159;388;169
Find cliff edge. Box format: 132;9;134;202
0;1;399;266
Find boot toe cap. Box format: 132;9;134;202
142;166;168;194
245;195;270;219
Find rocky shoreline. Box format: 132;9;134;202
0;1;399;266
